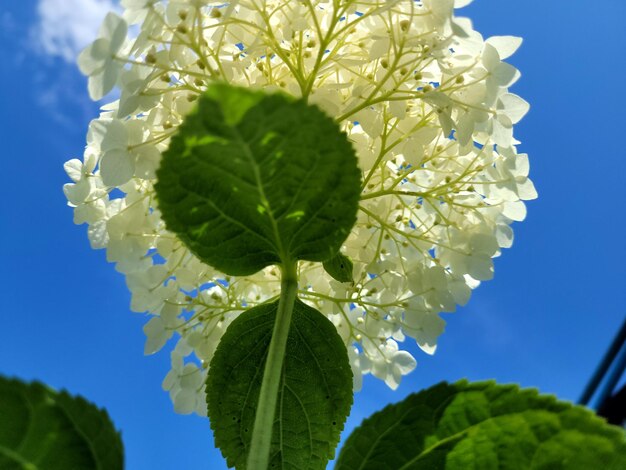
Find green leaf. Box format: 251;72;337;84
0;376;123;470
335;380;626;470
323;252;354;283
206;299;353;469
155;83;361;276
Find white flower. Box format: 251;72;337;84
366;338;417;390
67;0;537;414
486;36;523;60
143;316;174;354
162;340;207;415
121;0;157;24
77;12;128;100
63;153;97;205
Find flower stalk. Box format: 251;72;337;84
247;259;299;469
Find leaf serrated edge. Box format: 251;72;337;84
337;379;626;470
0;376;124;470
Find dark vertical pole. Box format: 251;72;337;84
579;316;626;406
597;384;626;425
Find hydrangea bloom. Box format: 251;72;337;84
65;0;536;415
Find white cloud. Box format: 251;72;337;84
33;0;119;62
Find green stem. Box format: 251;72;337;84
246;259;299;469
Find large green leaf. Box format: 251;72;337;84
206;299;353;469
155;83;361;276
335;380;626;470
0;376;123;470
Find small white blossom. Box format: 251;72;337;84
78;12;128;100
63;154;98;204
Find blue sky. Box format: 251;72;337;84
0;1;625;468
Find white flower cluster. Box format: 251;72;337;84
65;0;536;414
